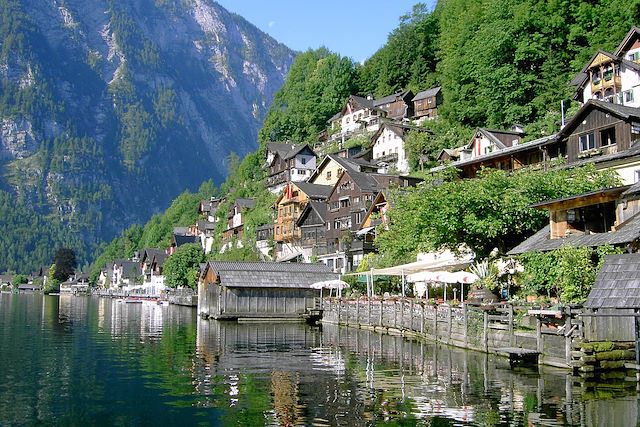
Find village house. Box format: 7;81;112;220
326;95;387;143
373;89;414;120
296;200;328;260
110;260;142;288
308;154;378;187
140;248;167;289
255;223;274;260
509;182;640;256
552;99;640;184
273;181;332;262
199;197;222;223
221;198;255;250
169;233;199;255
412;86;442;122
265;142;317;194
197;261;338;320
370;122;428;174
320;170;422;273
571;27;640;107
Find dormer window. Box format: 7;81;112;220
579;133;596;152
603;65;614;82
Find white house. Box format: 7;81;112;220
572;27;640;108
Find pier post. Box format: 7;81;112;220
421;303;425;335
447;305;453;345
564;306;572;365
434;305;438;342
483;310;489;353
356;300;360;326
508;304;514;347
463;303;468;347
379;300;383;327
536;317;543;353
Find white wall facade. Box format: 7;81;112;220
372;128;409;173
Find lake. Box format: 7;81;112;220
0;293;638;426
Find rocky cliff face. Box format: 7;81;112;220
0;0;294;271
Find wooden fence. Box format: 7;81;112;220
322;298;577;368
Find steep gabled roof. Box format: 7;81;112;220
308;153;376;183
173;234;199;247
585;253;640;309
615;26;640;56
141;248;164;263
373;90;413;107
296;200;328;226
151;252;168;268
412;86;441;101
558;99;640;139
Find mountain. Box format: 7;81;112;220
0;0;295;272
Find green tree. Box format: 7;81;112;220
44;264;60;294
53;248;77;282
376;165;620;264
519;245;623;303
258;48;358;144
163;244;205;289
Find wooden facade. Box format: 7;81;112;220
296;201;327;256
198;262;338;320
559;101;640;164
373;90;414;120
412;87;442;120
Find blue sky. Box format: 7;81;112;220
215;1;430;63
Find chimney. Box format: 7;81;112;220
367;93;373;100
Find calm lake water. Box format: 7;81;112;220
1;294;639;426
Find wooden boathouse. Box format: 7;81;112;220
198;261;339;320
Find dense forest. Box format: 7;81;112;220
29;0;640;276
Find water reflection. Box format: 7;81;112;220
1;293;640;426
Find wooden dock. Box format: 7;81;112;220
496;347;540;365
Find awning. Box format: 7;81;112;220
276;251;304;262
356;226;375;236
349;249;474;276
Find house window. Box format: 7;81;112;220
354;212;362;224
327;223;331;231
428;98;432;104
629;52;640;62
579;133;596;151
301;157;307;165
326;171;331;180
635;170;640;183
600;128;616;146
625;89;634;103
340;198;350;208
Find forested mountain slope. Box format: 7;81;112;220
0;0;294;272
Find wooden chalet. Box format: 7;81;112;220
222;198;255;246
373;90;414;120
265;143;317;193
197;261;338;320
308;154;377;187
412;86;442;121
553;99;640;184
274;182;331;241
296;200;328;258
320;170;422;273
509;183;640;255
571;27;640;108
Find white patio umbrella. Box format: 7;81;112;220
311;279;350;298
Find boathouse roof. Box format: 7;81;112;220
585;254;640;309
203;261;338;289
